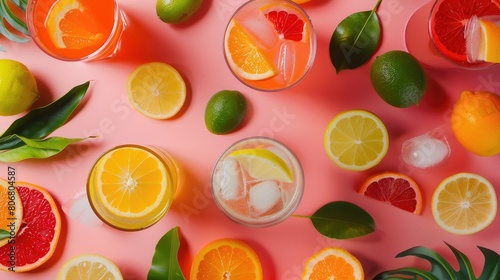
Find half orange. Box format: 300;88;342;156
302;247;364;280
190;238;263;280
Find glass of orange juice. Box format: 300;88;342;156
26;0;127;61
212;137;304;227
87;145;180;231
223;0;316;91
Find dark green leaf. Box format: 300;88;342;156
373;267;439;280
0;229;9;240
395;246;457;279
148;227;185;280
0;0;30;51
307;201;375;239
0;135;91;162
446;242;475;280
0;81;90;150
478;246;500;280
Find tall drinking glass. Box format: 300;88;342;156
27;0;127;61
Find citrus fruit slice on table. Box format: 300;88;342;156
430;0;500;63
229;148;293;183
0;179;23;248
88;145;175;230
359;172;423;214
224;20;277;80
46;0;108;50
302;247;364;280
324;110;389;171
0;181;61;272
57;253;123;280
127;62;187;119
432;172;497;235
190;238;263;280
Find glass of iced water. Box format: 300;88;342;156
212;137;304;227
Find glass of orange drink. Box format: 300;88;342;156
27;0;127;61
212;137;304;227
223;0;316;91
87;145;180;231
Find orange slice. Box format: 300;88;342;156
127;62;187;120
57;254;123;279
359;172;423;214
302;247;364;280
190;239;263;280
0;178;23;248
46;0;105;49
479;19;500;63
224;20;277;80
0;181;61;272
432;172;497;235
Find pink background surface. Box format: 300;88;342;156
1;0;500;279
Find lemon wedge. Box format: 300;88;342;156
229;148;293;183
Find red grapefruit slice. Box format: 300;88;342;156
358;172;422;214
0;182;61;272
262;4;308;42
430;0;500;63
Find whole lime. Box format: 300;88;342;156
0;59;39;116
370;50;427;108
156;0;203;24
205;90;247;135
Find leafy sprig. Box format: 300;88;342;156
0;0;30;51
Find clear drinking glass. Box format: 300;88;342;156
223;0;316;91
212;137;304;227
27;0;127;61
87;145;179;231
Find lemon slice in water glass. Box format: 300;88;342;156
229;148;293;183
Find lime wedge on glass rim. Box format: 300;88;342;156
228;148;293;183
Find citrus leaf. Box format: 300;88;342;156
0;81;90;150
0;135;92;162
301;201;375;239
0;229;9;240
148;226;185;280
329;0;381;73
0;0;30;51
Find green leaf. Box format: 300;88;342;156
447;242;475;280
147;227;185;280
0;229;9;240
0;0;30;51
329;0;381;73
373;267;439;280
296;201;375;239
0;81;90;150
0;135;91;162
395;245;457;279
478;246;500;280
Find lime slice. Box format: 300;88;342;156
229;148;293;183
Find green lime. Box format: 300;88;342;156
205;90;247;135
0;59;39;116
370;50;427;108
156;0;203;24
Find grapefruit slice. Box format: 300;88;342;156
302;247;364;280
224;19;277;80
0;181;61;272
190;239;263;280
0;179;23;248
359;172;423;214
430;0;500;63
262;5;308;42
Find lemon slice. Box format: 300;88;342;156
324;110;389;171
432;172;497;235
127;62;187;119
229;148;293;183
57;254;123;280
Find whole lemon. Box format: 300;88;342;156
205;90;247;135
0;59;39;116
370;50;427;108
156;0;203;24
451;90;500;156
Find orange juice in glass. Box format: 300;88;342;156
223;0;316;91
87;145;180;231
27;0;126;61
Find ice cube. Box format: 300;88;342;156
248;180;282;217
215;157;246;200
277;42;296;84
239;15;278;49
401;131;450;169
465;15;482;62
62;190;103;227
